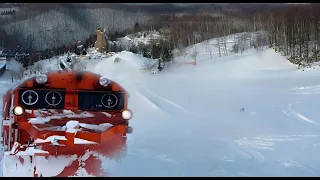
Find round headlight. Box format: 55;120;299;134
13;105;24;116
35;74;47;84
122;109;133;120
99;77;110;87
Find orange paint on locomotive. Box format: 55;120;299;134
1;71;133;177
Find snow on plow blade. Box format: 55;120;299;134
1;71;133;177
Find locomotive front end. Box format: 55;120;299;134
1;71;133;177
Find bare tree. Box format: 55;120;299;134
190;45;199;65
11;71;14;82
212;37;222;57
34;63;43;73
204;39;213;60
19;67;25;79
220;36;228;56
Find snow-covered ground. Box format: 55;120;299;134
117;30;163;48
3;33;320;176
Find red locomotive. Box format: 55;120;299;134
1;71;133;177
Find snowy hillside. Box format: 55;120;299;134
2;8;151;51
116;30;164;48
27;50;159;76
3;33;320;176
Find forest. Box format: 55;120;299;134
1;3;319;68
256;4;320;66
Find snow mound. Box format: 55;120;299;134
251;49;296;71
4;31;320;177
85;51;158;87
117;30;163;48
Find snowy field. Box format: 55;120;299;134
2;34;320;176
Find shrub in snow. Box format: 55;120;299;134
129;45;138;54
251;33;268;51
114;57;122;63
151;43;161;59
231;43;240;54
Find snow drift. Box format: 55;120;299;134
2;32;320;176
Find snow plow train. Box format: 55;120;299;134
0;71;133;177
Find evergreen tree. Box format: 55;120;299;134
134;22;140;33
151;42;161;59
129;45;138;54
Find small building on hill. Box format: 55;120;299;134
94;28;107;53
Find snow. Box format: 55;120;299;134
66;120;79;133
72;167;95;177
2;155;35;177
117;30;163;48
87;34;320;177
26;110;95;124
0;60;6;69
74;138;98;145
7;148;49;156
101;112;112;118
79;123;113;132
4;32;320;176
35;155;78;177
70;150;106;177
64;111;95;118
34;135;67;144
34;135;98;145
28;116;57;124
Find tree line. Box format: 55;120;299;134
0;9;16;15
250;4;320;66
0;4;152;51
9;4;320;71
9;11;255;70
15;34;97;68
151;4;320;66
153;13;254;55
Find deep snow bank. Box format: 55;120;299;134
2;32;320;176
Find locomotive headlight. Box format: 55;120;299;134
35;74;47;84
99;77;110;87
122;109;133;120
13;105;24;116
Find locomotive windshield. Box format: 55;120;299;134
18;89;125;111
18;89;66;109
78;91;125;111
